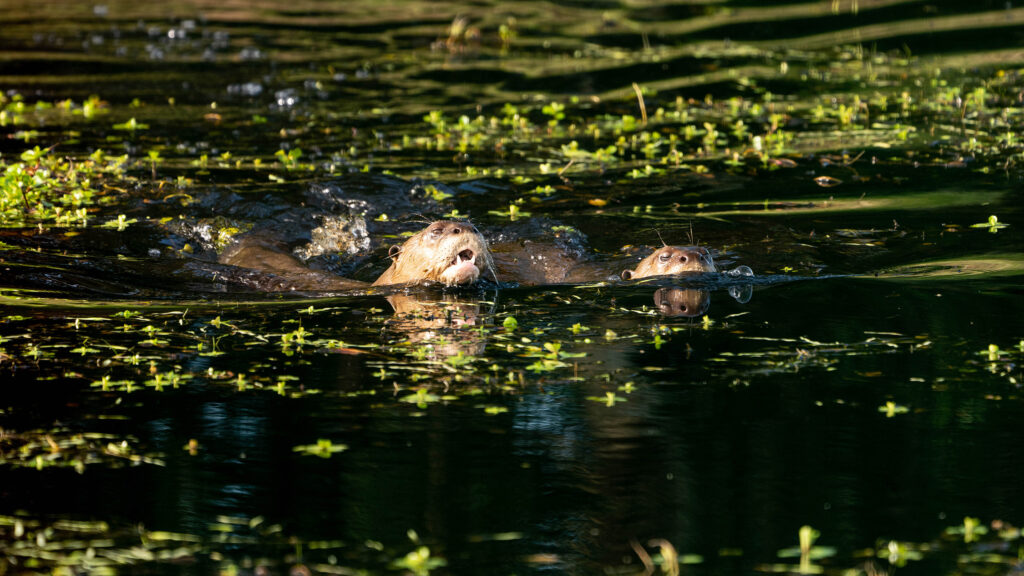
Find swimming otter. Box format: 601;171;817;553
373;220;495;287
621;245;716;280
219;220;494;290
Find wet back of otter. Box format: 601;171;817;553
220;237;368;292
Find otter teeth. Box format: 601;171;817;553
452;249;476;266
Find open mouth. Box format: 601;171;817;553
439;248;482;285
451;249;476;266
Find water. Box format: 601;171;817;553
2;1;1024;574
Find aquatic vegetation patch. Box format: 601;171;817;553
2;507;1024;576
0;515;202;574
0;429;163;471
0;147;130;226
2;57;1023;233
0;511;445;576
292;438;348;458
1;287;746;414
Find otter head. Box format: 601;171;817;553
621;245;716;280
373;220;495;287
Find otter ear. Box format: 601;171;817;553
388;245;401;261
621;269;634;281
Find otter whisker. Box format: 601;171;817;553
653;228;667;247
480;239;499;283
407;213;433;226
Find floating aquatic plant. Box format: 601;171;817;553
969;215;1009;233
292;439;348;458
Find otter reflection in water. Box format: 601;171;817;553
219;220;495;290
649;268;755;318
653;287;711;318
385;293;487;358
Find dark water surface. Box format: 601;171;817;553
2;1;1024;574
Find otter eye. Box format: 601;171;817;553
450;227;460;234
659;252;671;262
430;226;443;236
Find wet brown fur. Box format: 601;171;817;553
621;245;716;280
220;221;494;290
373;220;495;286
219;239;367;291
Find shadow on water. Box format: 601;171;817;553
873;253;1024;284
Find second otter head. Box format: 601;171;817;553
373;220;495;287
621;245;716;280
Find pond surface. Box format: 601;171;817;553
2;1;1024;574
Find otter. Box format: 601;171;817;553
219;220;494;290
621;245;716;280
373;220;495;287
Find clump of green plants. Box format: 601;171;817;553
0;429;163;472
1;146;128;226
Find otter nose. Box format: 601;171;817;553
680;249;708;265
